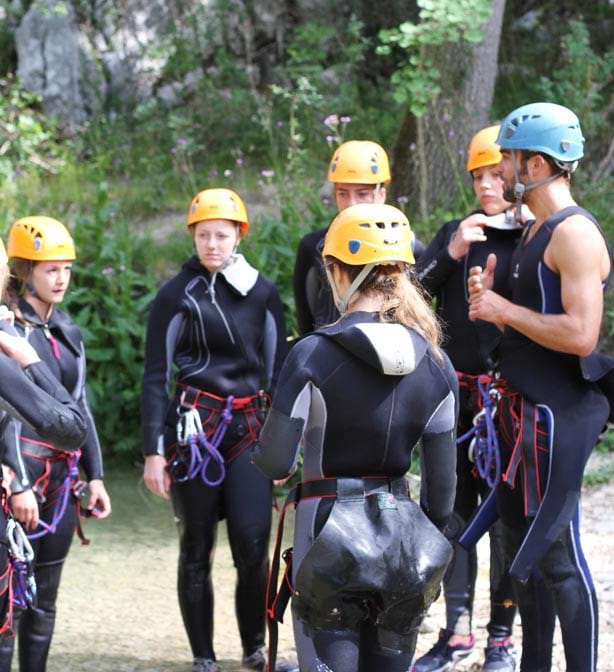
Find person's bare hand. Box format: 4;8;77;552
0;332;40;368
468;288;510;325
448;214;488;260
11;490;39;530
86;479;112;519
143;455;171;500
468;253;498;300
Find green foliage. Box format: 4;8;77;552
243;195;333;336
63;182;159;455
377;0;492;116
0;78;66;188
536;20;614;155
583;461;614;487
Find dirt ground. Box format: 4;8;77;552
10;467;614;672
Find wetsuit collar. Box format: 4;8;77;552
17;298;81;355
219;253;259;296
184;254;259;296
18;298;48;327
318;311;428;375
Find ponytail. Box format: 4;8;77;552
333;261;444;362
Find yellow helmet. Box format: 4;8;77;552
8;216;76;261
466;125;502;173
187;188;249;236
323;203;415;266
0;239;7;266
327;140;391;184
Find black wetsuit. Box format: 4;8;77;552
294;227;425;334
0;318;86;644
253;311;458;672
0;299;102;672
490;206;609;672
141;254;286;662
415;213;521;640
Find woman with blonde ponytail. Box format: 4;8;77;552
252;203;458;672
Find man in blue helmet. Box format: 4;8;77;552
467;102;611;671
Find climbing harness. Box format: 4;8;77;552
21;439;82;542
6;517;36;610
172;394;232;487
168;385;268;487
456;373;503;488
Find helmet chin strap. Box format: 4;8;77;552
511;153;565;220
325;263;376;315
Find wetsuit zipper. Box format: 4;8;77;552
208;272;235;345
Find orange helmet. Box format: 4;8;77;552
323;203;414;314
7;216;76;261
323;202;414;266
327;140;391;184
187;188;249;236
466;125;502;173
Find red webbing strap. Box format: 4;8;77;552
0;561;14;636
265;486;299;672
75;514;91;546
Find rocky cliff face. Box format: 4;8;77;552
10;0;376;132
14;0;172;132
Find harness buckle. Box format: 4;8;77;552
179;387;200;410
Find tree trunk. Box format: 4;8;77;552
390;0;506;219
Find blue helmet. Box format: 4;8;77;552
496;102;584;164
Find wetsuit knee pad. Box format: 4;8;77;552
178;555;211;603
233;532;269;573
33;561;64;607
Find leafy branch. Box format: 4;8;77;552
377;0;493;117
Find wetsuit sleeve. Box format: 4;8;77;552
414;222;459;296
0;357;87;493
74;337;104;481
2;416;31;493
419;355;459;530
141;281;185;457
252;339;314;479
293;235;316;335
262;283;288;395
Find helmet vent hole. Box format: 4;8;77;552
359;223;371;228
391;221;400;228
376;222;386;229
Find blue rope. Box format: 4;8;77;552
175;397;233;486
27;452;80;541
456;378;501;488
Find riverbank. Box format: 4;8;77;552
15;464;614;671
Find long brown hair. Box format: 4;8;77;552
331;260;443;360
3;258;32;318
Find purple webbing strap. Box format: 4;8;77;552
27;452;80;541
182;396;233;487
